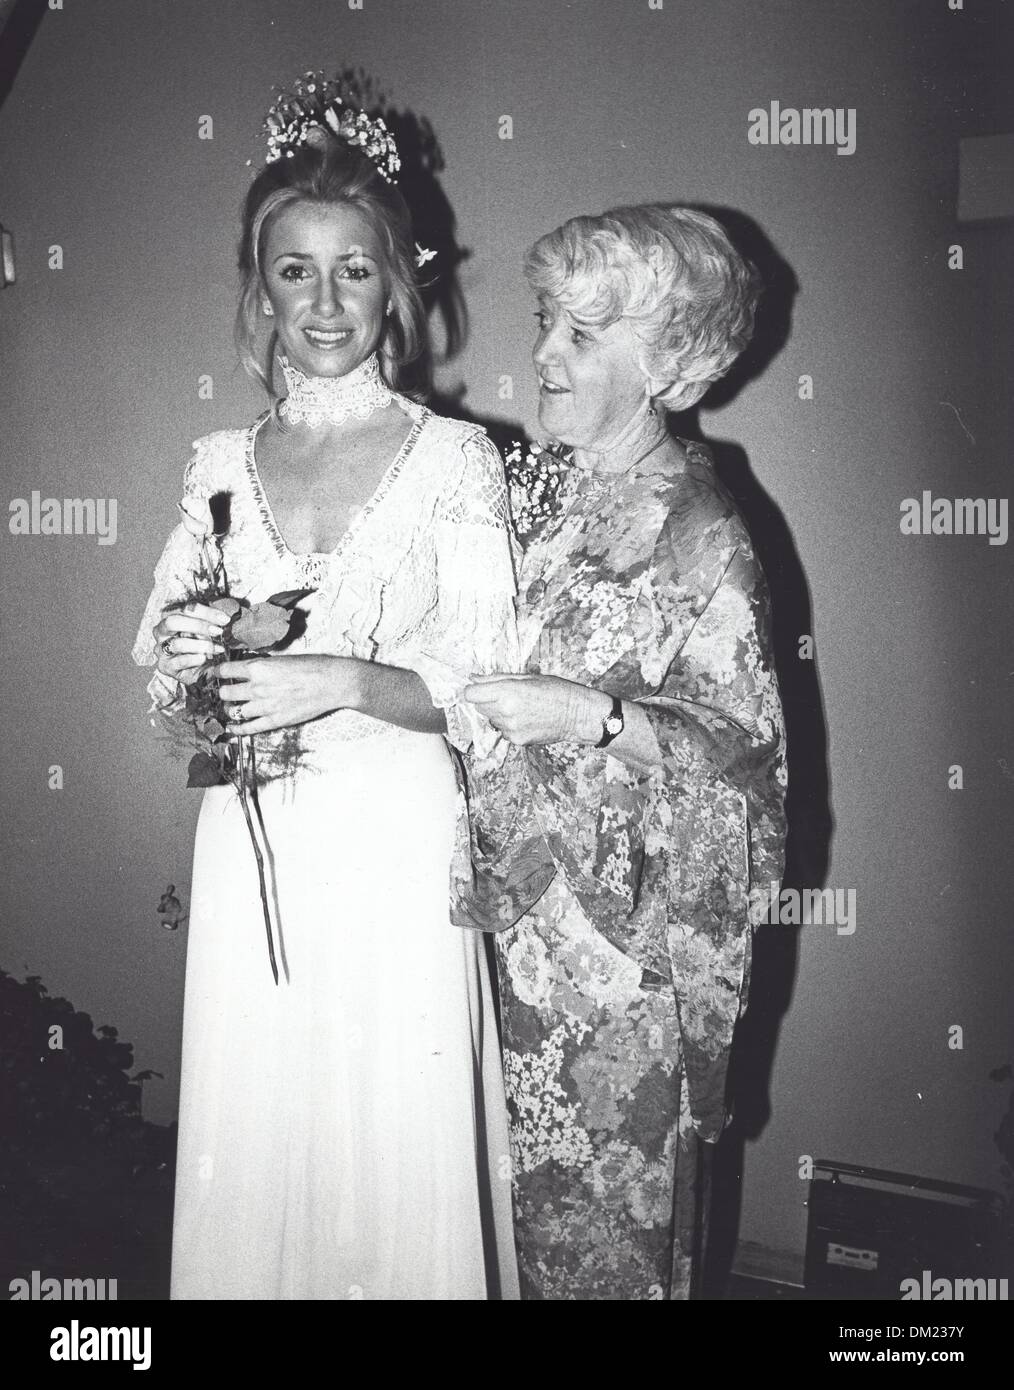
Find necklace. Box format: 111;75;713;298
277;351;394;428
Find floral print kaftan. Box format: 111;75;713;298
452;439;787;1299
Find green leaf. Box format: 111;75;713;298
230;601;291;650
209;595;243;619
267;587;314;609
186;751;226;788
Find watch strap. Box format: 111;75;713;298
595;695;624;749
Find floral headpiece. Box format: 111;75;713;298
258;69;435;268
263;68;401;184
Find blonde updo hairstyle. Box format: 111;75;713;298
523;203;760;412
236;134;429;402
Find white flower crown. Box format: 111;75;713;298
264;70;400;180
259;70;435;269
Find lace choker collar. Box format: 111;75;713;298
278;351;393;428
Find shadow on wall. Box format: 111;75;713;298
384;108;468;386
0;0;46;112
378;101;527;451
667;207;832;1292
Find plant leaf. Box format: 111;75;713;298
186;751;226;788
209;595;243;618
230;601;291;650
267;587;315;609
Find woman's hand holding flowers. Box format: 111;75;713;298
153;602;229;684
152;493;231;683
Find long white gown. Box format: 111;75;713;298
133;394;521;1299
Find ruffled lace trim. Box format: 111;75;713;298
133;406;519;755
243;400;428;566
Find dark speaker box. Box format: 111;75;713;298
804;1159;1005;1300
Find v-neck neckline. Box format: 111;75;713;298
243;402;427;565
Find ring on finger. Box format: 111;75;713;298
161;636;175;656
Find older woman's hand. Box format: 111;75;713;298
153;602;229;685
463;673;611;747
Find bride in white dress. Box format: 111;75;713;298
132;80;520;1300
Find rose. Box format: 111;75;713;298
177;494;214;539
176;493;229;593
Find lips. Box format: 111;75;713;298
303;326;354;349
538;373;569;394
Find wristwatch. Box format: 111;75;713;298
595;695;624;749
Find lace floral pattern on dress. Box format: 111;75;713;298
133;397;520;764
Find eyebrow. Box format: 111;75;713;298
271;250;380;265
536;293;595;321
538;297;599;331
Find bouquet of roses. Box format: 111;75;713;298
159;491;311;985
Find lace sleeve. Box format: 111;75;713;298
409;428;521;761
130;441;212;715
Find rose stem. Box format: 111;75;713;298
247;744;282;969
199;532;278;983
235;733;280;986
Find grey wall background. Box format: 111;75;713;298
1;0;1011;1276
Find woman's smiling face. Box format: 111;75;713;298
531;294;650;451
262;200;388;378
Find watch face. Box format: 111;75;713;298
605;715;623;735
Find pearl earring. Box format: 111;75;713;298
262;302;273;317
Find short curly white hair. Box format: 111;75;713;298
523;203;761;412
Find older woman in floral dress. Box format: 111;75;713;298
460;204;787;1300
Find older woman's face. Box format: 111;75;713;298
262;201;389;378
532;295;649;450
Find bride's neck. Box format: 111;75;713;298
276;352;394;434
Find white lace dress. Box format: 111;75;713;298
133;397;521;1300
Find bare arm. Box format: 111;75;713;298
216;652;448;737
347;658;448;735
